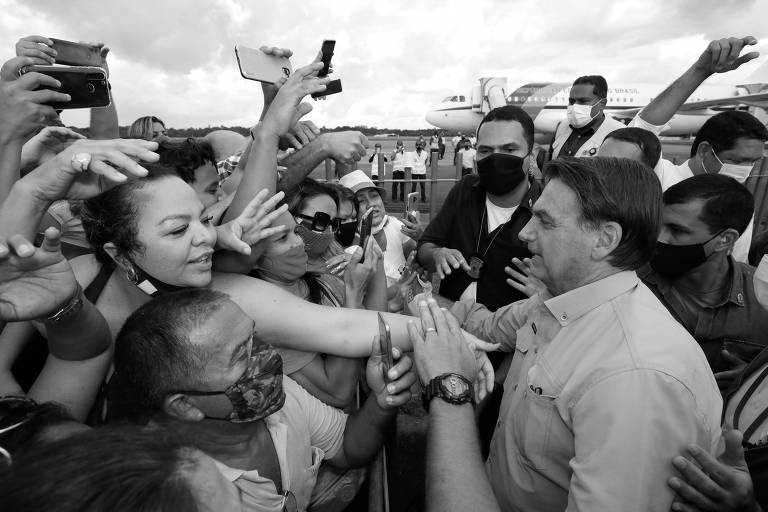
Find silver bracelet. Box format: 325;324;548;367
44;284;84;323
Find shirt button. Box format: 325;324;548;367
560;313;568;321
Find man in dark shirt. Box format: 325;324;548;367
642;174;768;391
417;105;540;312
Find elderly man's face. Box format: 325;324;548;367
518;178;598;295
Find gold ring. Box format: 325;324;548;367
70;152;92;173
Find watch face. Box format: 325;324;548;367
441;374;469;398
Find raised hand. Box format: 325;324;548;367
344;236;383;295
0;68;69;143
260;61;329;139
693;36;759;76
433;247;470;280
319;131;368;165
215;189;288;255
505;257;547;298
283;120;321;150
14;35;56;65
22;138;159;201
401;211;424;240
0;228;77;322
20;126;85;169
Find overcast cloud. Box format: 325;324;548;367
2;0;767;129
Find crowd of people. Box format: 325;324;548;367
1;32;768;512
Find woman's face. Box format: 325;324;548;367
298;194;338;232
128;177;217;287
338;198;357;222
263;214;304;258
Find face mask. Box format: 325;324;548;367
476;153;528;196
754;255;768;311
181;343;286;423
566;100;602;129
711;149;754;183
336;221;357;247
259;244;308;282
295;223;334;257
650;231;722;276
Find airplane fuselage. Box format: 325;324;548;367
426;81;745;141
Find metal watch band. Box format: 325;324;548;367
44;284;84;323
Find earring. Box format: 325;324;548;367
124;264;139;284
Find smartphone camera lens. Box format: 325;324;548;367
87;83;95;93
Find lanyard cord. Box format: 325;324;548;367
733;363;768;442
475;207;510;259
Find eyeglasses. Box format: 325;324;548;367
294;212;342;233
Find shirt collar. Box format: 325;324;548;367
641;259;745;308
471;177;540;212
544;270;640;326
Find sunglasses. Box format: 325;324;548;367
295;212;342;233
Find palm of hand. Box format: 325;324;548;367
0;253;76;321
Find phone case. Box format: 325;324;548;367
358;211;374;263
25;65;110;109
318;40;335;77
49;38;103;67
235;45;292;84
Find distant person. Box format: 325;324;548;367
438;131;446;159
409;141;430;202
597;127;662;169
391;140;407;201
127;115;167;141
642;174;768;391
457;139;477;176
452;132;463;158
430;132;440;153
550;75;625;159
368;143;388;187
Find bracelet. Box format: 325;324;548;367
44;283;84;323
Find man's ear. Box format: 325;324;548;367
713;228;740;255
593;221;623;261
695;141;712;161
163;394;206;422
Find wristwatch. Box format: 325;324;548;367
422;373;474;411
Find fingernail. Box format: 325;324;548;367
388;369;397;379
668;477;680;489
387;385;395;393
386;397;394;404
672;457;687;469
19;244;33;256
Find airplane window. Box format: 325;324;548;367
459;96;465;101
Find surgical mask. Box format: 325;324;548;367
712;149;755;183
295;223;334;257
258;244;308;282
179;341;286;423
336;221;357;247
650;231;722;276
476;153;528;196
566;100;602;129
755;255;768;311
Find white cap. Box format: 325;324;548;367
338;170;386;198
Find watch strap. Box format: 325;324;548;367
422;372;474;411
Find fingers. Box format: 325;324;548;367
418;299;437;335
671;454;726;504
720;429;747;468
303;120;320;136
0;56;49;81
284;132;302;149
668;465;720;510
348;245;363;266
293;61;324;79
387;352;414;383
295;101;314;119
39;227;62;254
684;444;738;488
6;234;36;257
428;299;450;335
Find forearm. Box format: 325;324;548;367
89;99;119;140
0;138;23;205
0;180;51;240
639;65;711;125
43;295;111;361
362;266;388;311
223;127;279;223
339;394;396;468
278;136;328;190
427;401;501;512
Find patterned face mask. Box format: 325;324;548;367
179;337;286;423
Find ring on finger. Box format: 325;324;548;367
425;327;437;334
70;152;92;173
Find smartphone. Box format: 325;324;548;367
318;39;335;78
377;313;394;379
23;65;110;109
311;78;342;99
404;192;419;219
358;208;374;263
49;38;103;67
234;44;292;84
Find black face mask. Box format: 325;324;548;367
336;221;357;247
476;153;527;196
650;231;722;276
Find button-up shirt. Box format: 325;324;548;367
642;259;768;382
214;377;347;512
451;271;722;512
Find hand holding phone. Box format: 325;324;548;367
235;44;292;84
311;40;342;99
21;65;109;109
404;192;419;219
358;208;374;263
377;313;394;380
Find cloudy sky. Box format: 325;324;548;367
2;0;768;129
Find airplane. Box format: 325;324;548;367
425;78;768;142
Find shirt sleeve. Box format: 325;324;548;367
732;216;754;263
450;298;532;351
629;114;670;136
417;181;462;249
566;369;721;512
285;377;348;460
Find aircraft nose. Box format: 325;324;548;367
425;108;442;126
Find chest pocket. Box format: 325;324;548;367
515;362;559;471
291;446;324;510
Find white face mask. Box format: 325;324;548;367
567;103;597;128
714;151;755;183
755;255;768;311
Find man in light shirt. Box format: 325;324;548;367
413;157;722;512
457;139;477;176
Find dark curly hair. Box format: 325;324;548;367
285;178;339;214
156;138;216;184
79;166;180;265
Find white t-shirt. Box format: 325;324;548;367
392;150;407;171
459;148;476;169
459;197;518;301
408;150;429;175
370;154;386;177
